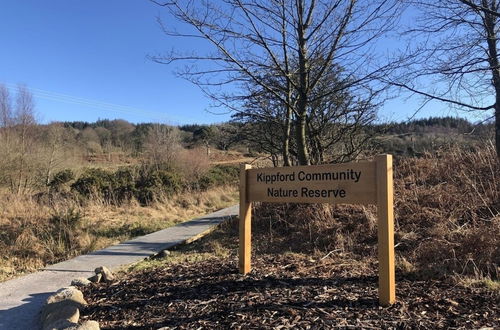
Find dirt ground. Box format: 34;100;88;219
81;254;499;329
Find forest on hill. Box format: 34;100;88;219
1;112;494;194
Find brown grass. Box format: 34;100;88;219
249;145;499;280
0;185;238;282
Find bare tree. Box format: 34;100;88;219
144;124;181;170
41;123;74;187
0;85;39;193
151;0;402;165
13;85;37;194
235;58;379;165
392;0;500;159
0;84;14;187
0;84;12;128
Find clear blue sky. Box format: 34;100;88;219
0;1;486;125
0;0;223;125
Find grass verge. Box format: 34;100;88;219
0;185;238;282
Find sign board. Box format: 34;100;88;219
239;155;395;306
247;162;377;204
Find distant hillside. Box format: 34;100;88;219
369;117;494;156
57;116;494;157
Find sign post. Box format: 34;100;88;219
239;164;252;274
238;155;396;306
376;155;395;306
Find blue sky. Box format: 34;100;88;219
0;1;487;125
0;0;221;125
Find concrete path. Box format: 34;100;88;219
0;205;238;330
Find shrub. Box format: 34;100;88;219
134;169;184;205
199;165;239;190
48;169;75;192
70;164;236;205
175;148;210;181
113;168;137;202
71;167;136;204
71;168;114;200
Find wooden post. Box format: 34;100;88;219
239;164;252;274
376;154;396;306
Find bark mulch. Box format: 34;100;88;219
80;255;499;329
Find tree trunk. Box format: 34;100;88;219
295;112;310;165
495;103;500;159
282;105;292;166
45;146;56;187
295;0;311;166
482;2;500;159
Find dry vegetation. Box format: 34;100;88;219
0;93;247;282
249;144;499;280
79;145;499;328
0;185;238;282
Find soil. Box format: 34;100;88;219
80;254;499;329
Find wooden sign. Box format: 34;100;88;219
239;155;395;306
247;162;377;204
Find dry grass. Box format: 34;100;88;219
0;185;238;282
248;145;499;281
137;145;498;284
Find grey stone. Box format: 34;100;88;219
88;273;102;283
46;287;87;306
158;250;171;258
66;320;100;330
42;318;77;330
41;300;85;324
41;287;87;321
71;277;91;287
42;305;79;330
94;266;115;282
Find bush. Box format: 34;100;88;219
48;169;75;192
71;168;114;200
199;165;239;190
71;167;137;204
42;208;85;259
175;148;210;180
113;168;137;202
71;164;236;205
135;169;184;205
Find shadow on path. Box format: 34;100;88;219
0;292;51;330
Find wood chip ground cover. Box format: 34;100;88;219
80;255;499;329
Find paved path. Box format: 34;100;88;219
0;205;238;330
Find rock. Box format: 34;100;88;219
41;300;84;323
88;273;102;283
94;266;114;282
158;250;171;258
71;278;91;287
42;319;77;330
46;287;87;306
65;320;100;330
42;305;79;330
42;287;87;321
